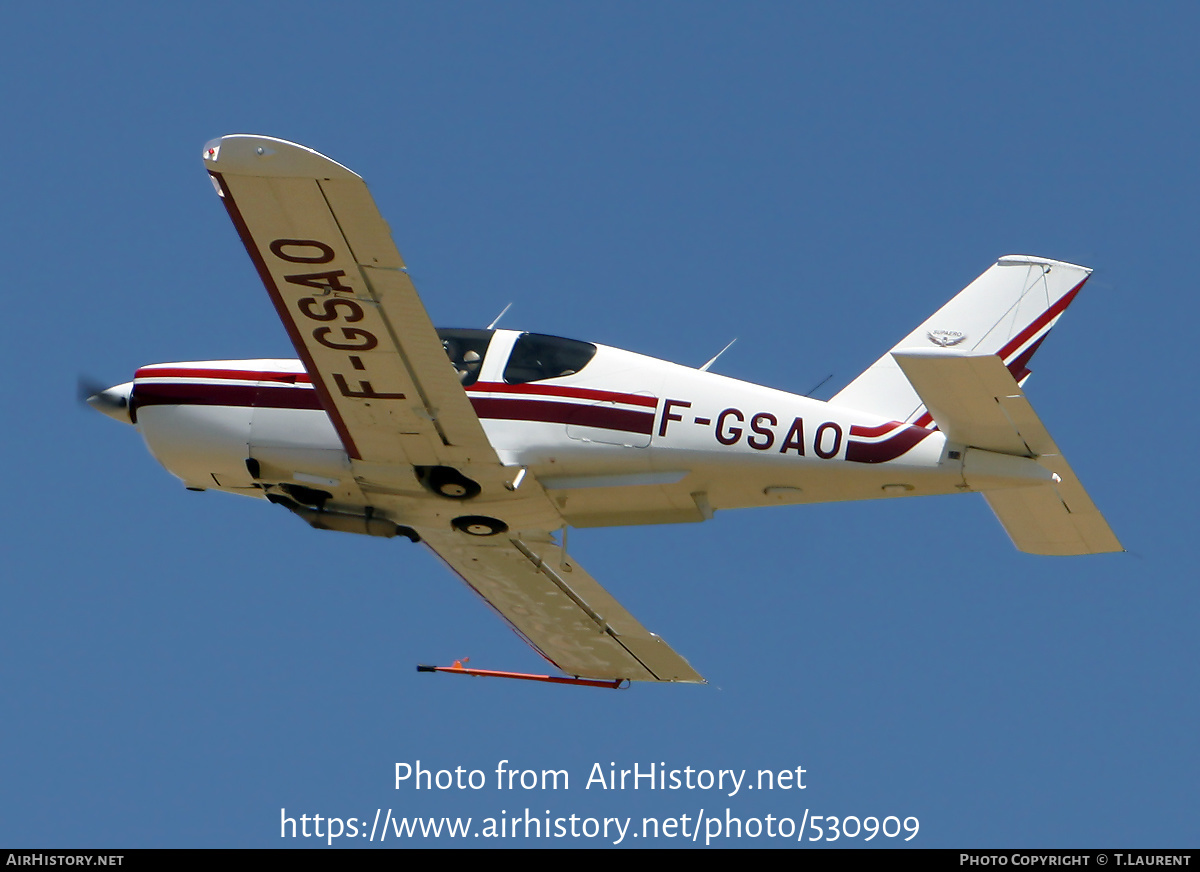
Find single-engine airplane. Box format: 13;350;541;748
88;135;1121;688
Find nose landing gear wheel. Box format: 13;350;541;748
452;516;508;537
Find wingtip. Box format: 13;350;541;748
202;134;361;180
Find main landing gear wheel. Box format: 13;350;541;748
425;466;481;500
452;516;508;537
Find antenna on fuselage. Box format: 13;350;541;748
698;338;737;372
486;303;514;330
804;373;835;397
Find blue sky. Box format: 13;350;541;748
4;2;1196;847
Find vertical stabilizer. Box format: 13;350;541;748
830;256;1091;424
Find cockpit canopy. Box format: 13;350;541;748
437;328;494;386
437;329;597;386
502;332;597;384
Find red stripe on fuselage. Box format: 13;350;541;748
471;381;657;408
469;398;654;435
132;382;323;411
135;366;311;384
849;420;904;439
134;372;654;409
130;379;655;435
845;424;933;463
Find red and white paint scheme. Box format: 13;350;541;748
88;135;1121;686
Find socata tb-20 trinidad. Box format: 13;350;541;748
88;135;1121;688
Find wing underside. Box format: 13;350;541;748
204;134;497;469
421;530;704;683
204;134;701;683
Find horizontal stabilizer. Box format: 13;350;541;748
984;481;1122;556
891;349;1055;456
892;349;1121;556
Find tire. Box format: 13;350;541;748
426;466;481;500
451;516;508;537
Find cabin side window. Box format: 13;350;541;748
436;328;495;387
503;333;597;384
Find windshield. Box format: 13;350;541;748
436;328;495;387
503;333;597;384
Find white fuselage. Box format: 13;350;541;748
123;328;1007;532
